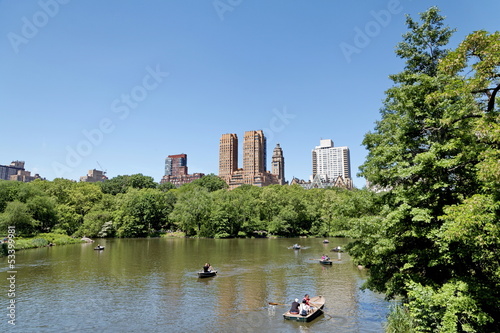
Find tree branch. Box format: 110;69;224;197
487;83;500;112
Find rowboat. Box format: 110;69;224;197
292;244;301;250
94;246;105;250
330;246;343;252
319;259;332;265
322;239;329;244
198;270;217;278
283;296;325;322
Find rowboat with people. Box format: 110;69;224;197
197;270;217;278
283;295;325;322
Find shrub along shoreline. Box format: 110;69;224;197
1;233;85;255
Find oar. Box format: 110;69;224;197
268;302;287;306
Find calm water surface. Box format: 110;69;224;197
1;238;390;332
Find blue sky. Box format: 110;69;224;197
1;0;499;188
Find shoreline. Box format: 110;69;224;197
2;232;343;256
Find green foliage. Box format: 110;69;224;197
351;6;500;333
113;188;174;237
384;304;415;333
0;201;39;236
396;6;455;76
0;180;24;212
15;237;49;250
406;281;493;332
14;233;83;250
0;176;384;269
53;204;82;236
100;174;157;195
170;186;212;236
158;182;176;192
188;173;228;192
26;195;58;232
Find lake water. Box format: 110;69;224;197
1;237;390;332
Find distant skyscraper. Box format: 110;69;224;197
218;130;281;189
165;154;187;177
311;139;351;182
272;143;285;185
161;154;203;187
219;133;238;178
243;130;266;175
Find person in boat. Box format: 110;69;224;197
203;263;210;272
289;298;300;314
302;294;311;306
299;299;310;316
321;254;326;260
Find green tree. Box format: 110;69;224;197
0;201;38;236
158;182;176;192
356;6;462;296
231;184;263;236
26;195;58;232
100;174;157;195
128;174;157;190
428;30;500;331
114;188;172;237
100;175;130;195
54;204;82;235
184;174;228;192
209;190;241;238
352;7;500;332
169;186;212;236
0;180;24;212
76;193;116;238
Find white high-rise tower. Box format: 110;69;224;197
311;139;351;182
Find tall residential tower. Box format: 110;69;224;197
311;139;351;184
218;133;238;179
218;130;283;189
161;154;204;187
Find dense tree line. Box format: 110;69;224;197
0;173;382;239
351;7;500;332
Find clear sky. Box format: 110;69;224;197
1;0;499;188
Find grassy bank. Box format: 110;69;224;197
161;231;186;238
4;233;84;253
384;304;415;333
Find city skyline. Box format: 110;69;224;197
2;2;498;189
